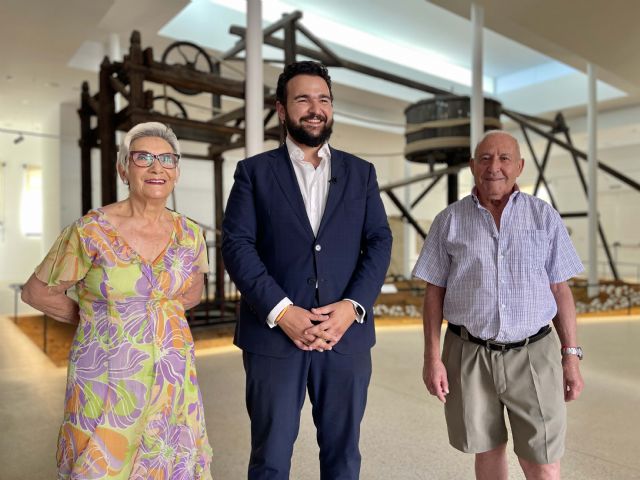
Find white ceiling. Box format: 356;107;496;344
1;0;639;142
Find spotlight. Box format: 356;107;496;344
13;134;24;144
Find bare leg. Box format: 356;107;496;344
475;444;508;480
519;457;560;480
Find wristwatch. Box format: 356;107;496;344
561;346;584;360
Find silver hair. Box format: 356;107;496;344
472;129;521;160
117;122;180;171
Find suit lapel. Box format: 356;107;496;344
317;147;347;237
268;145;315;238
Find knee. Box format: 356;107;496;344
476;443;507;461
518;457;560;480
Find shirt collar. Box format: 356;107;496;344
286;137;331;167
471;184;521;206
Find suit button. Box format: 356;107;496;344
315;244;322;252
307;278;316;285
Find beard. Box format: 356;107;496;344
285;112;333;147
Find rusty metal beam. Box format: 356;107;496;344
127;61;246;98
296;22;342;66
223;10;304;60
385;190;427;239
379;164;466;192
122;111;240;144
503;109;640;192
229;26;451;96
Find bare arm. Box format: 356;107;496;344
181;273;205;311
21;273;79;325
551;281;584;401
423;282;449;403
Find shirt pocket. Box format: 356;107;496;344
506;229;548;272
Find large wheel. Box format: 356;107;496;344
161;41;215;95
151;95;188;119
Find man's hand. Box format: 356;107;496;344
306;300;357;350
562;355;584;401
423;357;449;403
277;306;328;351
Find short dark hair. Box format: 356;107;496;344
276;61;333;104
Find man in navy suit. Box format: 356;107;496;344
222;61;392;479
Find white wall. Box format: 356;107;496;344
60;102;82;228
0;124;57;314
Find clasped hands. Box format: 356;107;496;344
277;300;357;352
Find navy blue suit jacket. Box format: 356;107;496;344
222;144;392;358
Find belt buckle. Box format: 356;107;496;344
485;339;507;351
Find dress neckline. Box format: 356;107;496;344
92;208;178;265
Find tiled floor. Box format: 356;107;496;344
1;314;639;479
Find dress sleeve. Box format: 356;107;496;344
193;226;209;275
34;223;92;286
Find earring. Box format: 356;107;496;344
123;179;129;185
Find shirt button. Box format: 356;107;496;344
315;244;322;252
501;304;506;308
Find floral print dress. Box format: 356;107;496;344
35;209;213;479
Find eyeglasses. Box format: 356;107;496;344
129;151;180;169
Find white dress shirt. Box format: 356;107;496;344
288;137;331;235
266;137;364;328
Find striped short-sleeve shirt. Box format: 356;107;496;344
412;189;584;342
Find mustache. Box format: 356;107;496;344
301;113;327;122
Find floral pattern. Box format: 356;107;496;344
36;209;212;479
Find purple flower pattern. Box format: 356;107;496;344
36;210;212;479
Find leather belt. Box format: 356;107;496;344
447;323;552;351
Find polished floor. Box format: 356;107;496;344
1;314;639;479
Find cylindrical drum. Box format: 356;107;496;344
404;95;502;165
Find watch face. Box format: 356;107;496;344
563;347;583;360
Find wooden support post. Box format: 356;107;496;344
127;31;145;110
98;57;117;205
213;152;225;304
79;82;93;214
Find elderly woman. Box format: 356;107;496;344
22;122;213;479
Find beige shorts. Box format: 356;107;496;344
442;327;566;464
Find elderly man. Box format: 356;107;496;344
413;130;584;480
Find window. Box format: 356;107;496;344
21;165;42;236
